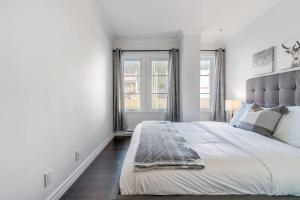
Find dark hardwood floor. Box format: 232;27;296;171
60;136;131;200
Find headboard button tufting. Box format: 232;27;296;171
246;70;300;107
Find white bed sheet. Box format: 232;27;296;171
120;121;300;196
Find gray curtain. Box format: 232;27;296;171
113;49;124;132
167;49;180;122
212;48;226;122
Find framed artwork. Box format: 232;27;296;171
252;46;274;75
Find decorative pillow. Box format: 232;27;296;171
230;103;253;127
239;104;289;137
274;106;300;148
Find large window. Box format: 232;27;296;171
123;53;169;112
200;53;215;110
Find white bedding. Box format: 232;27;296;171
120;121;300;196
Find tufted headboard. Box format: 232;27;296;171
246;70;300;107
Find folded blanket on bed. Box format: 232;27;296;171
134;121;204;171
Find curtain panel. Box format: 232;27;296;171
167;49;180;122
212;49;226;122
113;49;124;132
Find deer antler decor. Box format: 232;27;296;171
282;41;300;68
282;41;300;54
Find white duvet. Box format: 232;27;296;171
120;122;300;196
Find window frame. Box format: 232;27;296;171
122;52;169;113
122;54;145;112
200;52;215;112
148;56;169;112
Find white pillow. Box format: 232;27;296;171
274;106;300;148
230;103;253;127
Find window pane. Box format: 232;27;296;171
152;76;167;93
152;94;167;110
200;60;211;75
200;87;210;93
200;76;210;88
124;94;140;110
200;94;210;109
152;61;168;75
124;76;140;93
124;60;140;75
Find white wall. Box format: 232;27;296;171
0;1;113;200
226;0;300;100
201;43;224;50
180;31;202;121
113;38;179;50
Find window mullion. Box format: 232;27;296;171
143;56;147;112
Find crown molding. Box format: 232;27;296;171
221;0;281;43
88;0;115;40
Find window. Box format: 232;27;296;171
123;59;141;111
123;53;169;112
200;53;215;110
151;60;168;111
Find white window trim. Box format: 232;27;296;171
122;52;169;113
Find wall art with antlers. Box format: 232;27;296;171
282;41;300;68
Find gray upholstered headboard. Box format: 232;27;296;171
246;70;300;108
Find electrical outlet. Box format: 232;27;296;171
44;170;53;188
75;150;80;161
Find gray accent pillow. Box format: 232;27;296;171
239;104;289;137
230;103;253;127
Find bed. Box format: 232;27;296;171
117;70;300;200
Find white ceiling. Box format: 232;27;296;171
95;0;280;43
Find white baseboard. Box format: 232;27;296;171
46;133;114;200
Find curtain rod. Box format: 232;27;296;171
112;49;222;52
200;49;225;52
113;49;179;52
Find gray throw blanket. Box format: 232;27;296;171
134;121;204;171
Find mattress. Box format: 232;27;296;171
120;121;300;196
